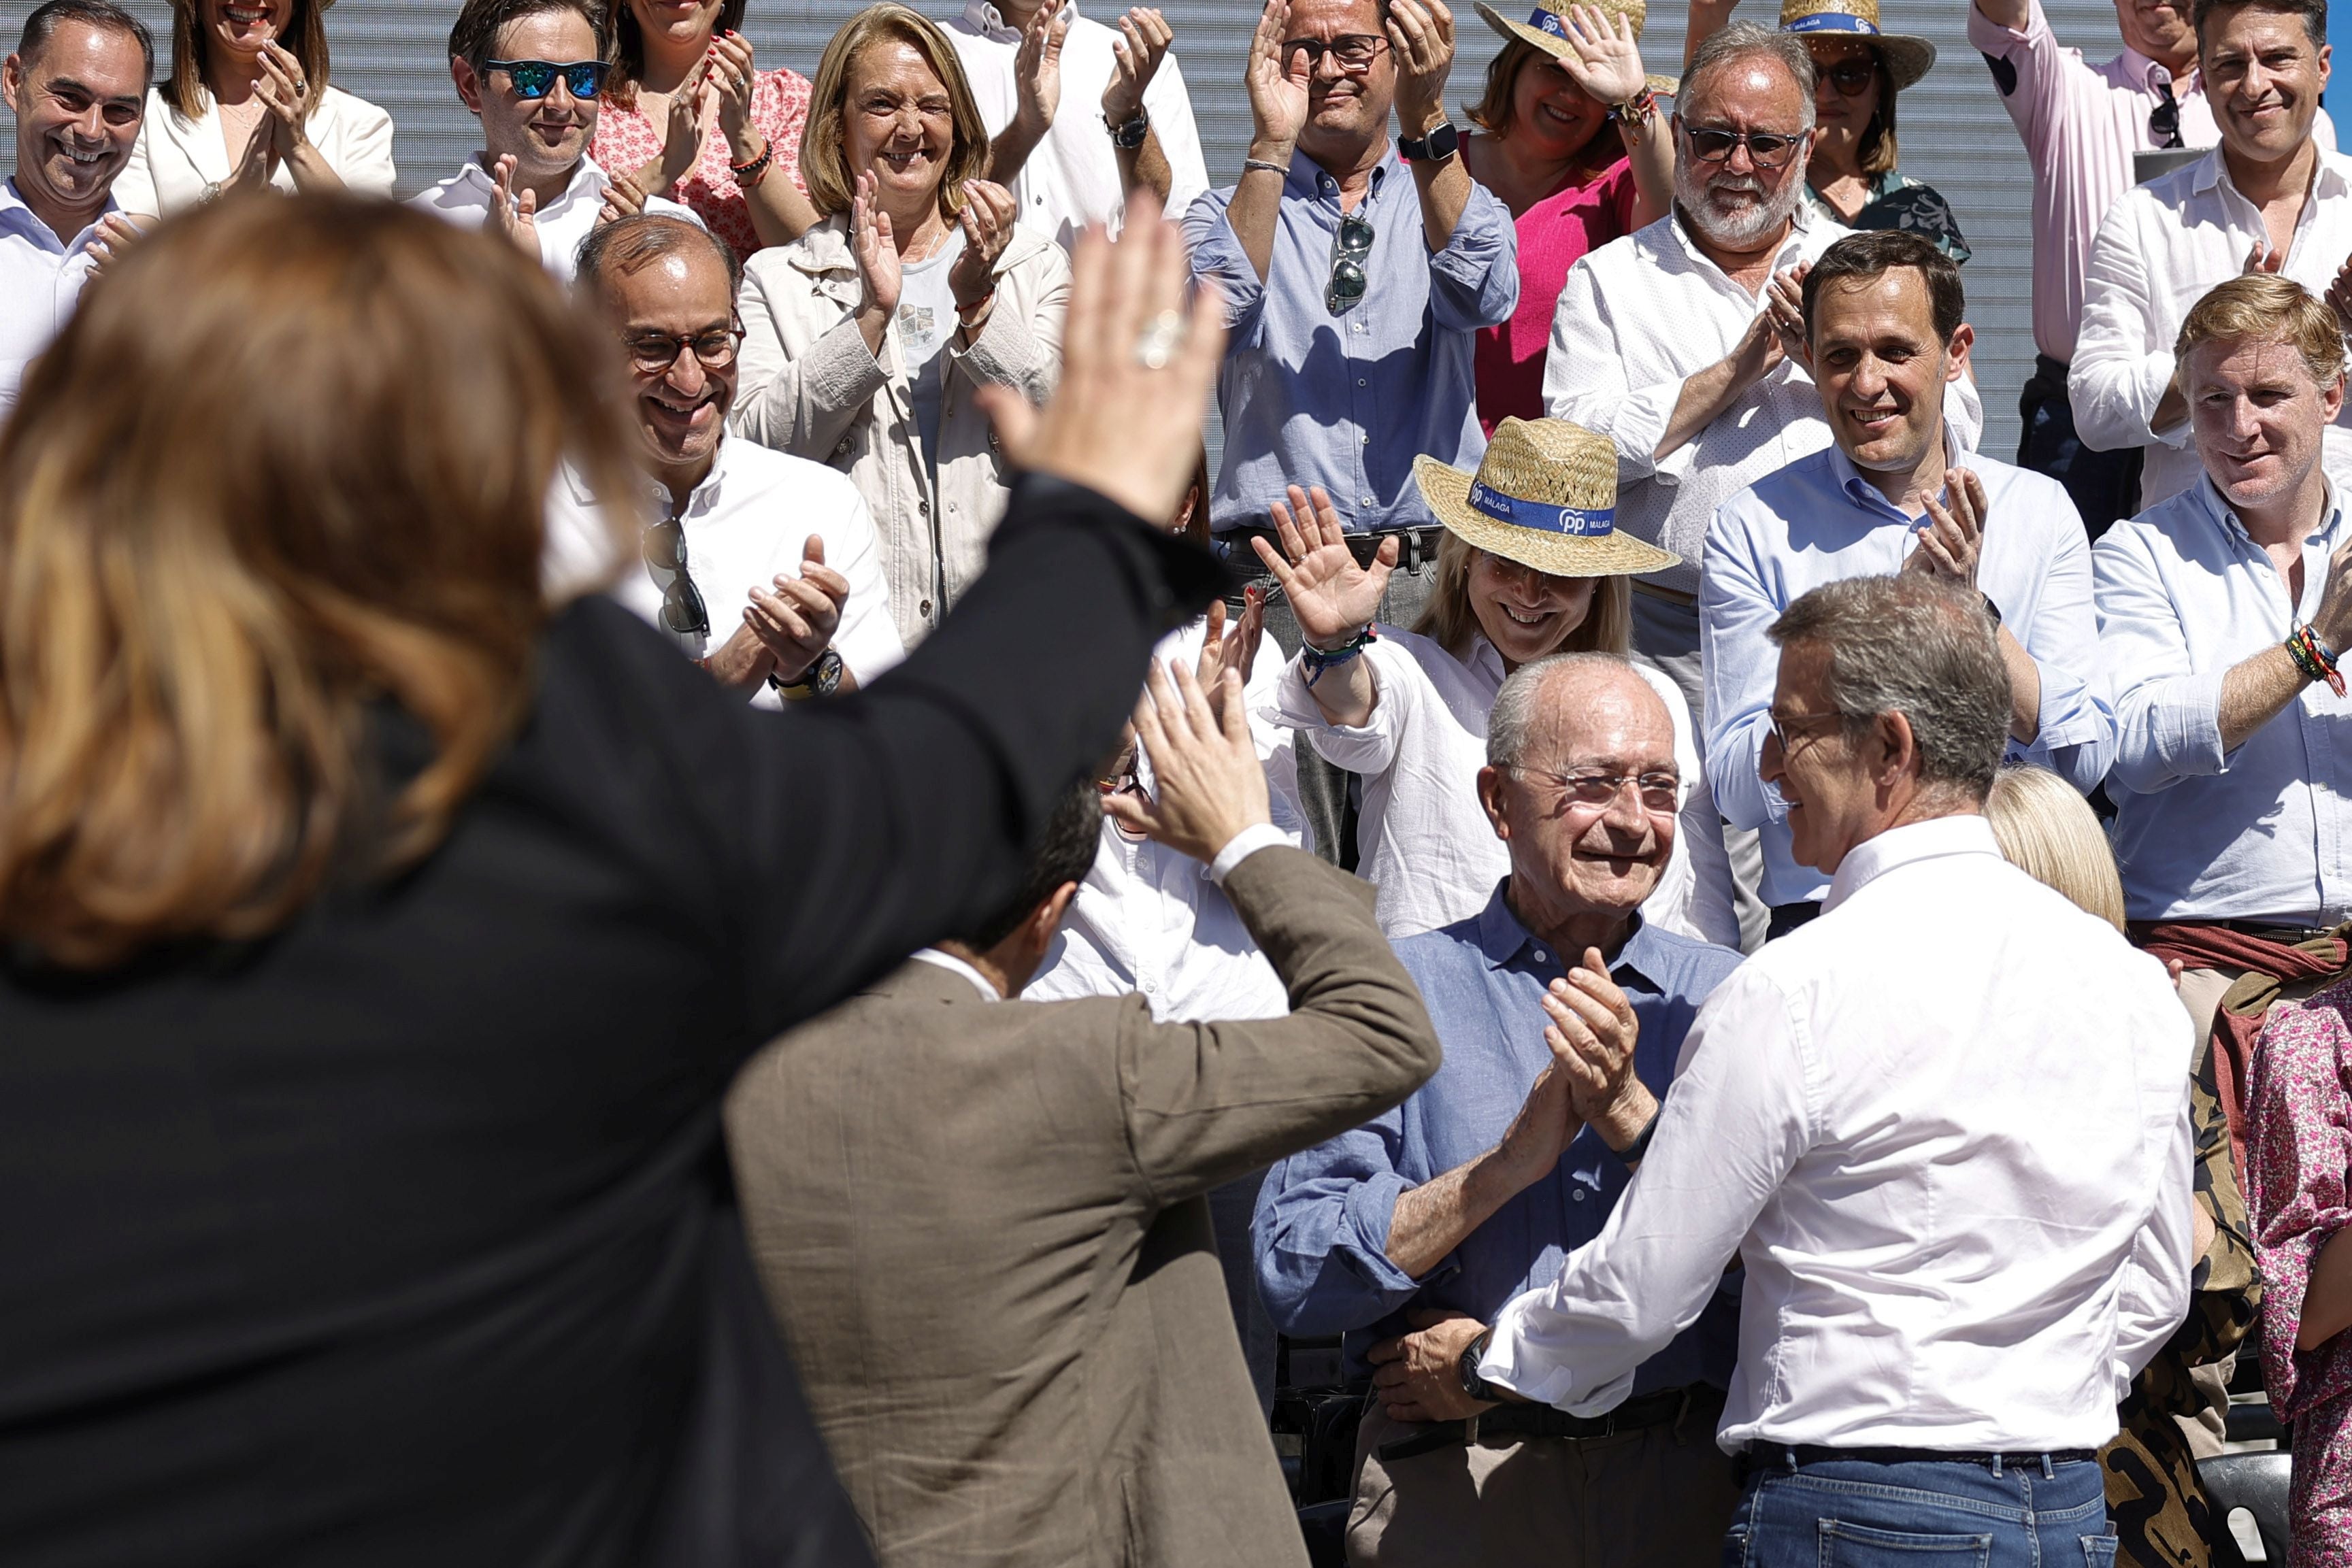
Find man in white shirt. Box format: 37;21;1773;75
2070;0;2352;514
412;0;697;282
572;214;901;706
1372;573;2194;1568
1704;231;2112;936
947;0;1210;246
0;0;148;416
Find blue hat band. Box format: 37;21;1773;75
1785;12;1882;33
1527;7;1572;38
1468;480;1617;537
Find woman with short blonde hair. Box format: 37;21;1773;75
1985;765;2127;932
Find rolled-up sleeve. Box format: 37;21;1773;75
1253;1118;1428;1336
1428;182;1518;333
2010;516;2116;790
1698;497;1786;834
2094;526;2228;792
1182;187;1266;341
2070;199;2184;454
1546;258;1687;484
1272;640;1417;779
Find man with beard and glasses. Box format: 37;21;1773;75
412;0;698;281
2072;0;2352;515
0;0;149;417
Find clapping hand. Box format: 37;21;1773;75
1906;467;1989;586
599;168;651;226
1253;484;1393;650
1765;262;1810;367
1387;0;1457;136
85;212;151;279
851;171;901;322
1189;593;1267;727
743;535;851;684
1104;7;1174;124
2245;241;2287;276
1014;0;1072;137
1540;957;1651;1146
488;154;542;259
1245;0;1310;152
949;180;1018;316
254;41;311;160
1549;3;1646;107
708;29;760;154
657;63;712;191
1368;1310;1493;1422
1104;660;1271;865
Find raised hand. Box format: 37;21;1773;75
254;41;310;159
1253;484;1394;650
659;61;712;190
1540;956;1650;1143
851;171;902;320
84;212;150;280
1387;0;1457;135
1907;467;1989;586
2245;241;2287;276
1764;262;1810;367
709;29;760;152
950;180;1019;314
1104;659;1272;864
1014;0;1072;139
488;154;542;260
1103;7;1174;123
599;168;651;227
1551;3;1646;107
743;535;851;683
1245;0;1310;152
1189;591;1268;727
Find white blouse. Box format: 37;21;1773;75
114;84;396;216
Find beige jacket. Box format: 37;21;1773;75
730;214;1070;649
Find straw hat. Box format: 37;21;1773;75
1778;0;1936;92
1412;418;1680;580
1474;1;1681;99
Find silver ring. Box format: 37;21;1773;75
1132;310;1186;370
292;78;307;93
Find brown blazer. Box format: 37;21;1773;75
725;846;1440;1568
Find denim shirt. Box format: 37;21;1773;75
1252;882;1743;1390
1183;147;1516;535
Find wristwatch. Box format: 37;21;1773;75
1104;110;1150;149
772;647;844;699
1398;120;1461;165
1457;1328;1498;1402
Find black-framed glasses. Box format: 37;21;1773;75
1820;58;1878;96
1514;766;1683;815
485;58;606;101
642;514;710;637
1281;34;1389;73
1327;211;1374;315
1683;124;1805;169
622;320;745;377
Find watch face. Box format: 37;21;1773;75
812;648;845;696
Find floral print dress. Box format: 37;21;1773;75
2249;974;2352;1565
591;68;812;264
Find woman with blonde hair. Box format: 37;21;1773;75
0;192;1223;1559
1257;417;1736;945
731;2;1069;651
114;0;395;216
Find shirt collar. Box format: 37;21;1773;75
459;152;606;210
910;948;1003;1001
962;0;1075;37
1825;424;1964;523
646;437;735;520
2192;142;2350;201
0;176;118;253
2190;471;2351;551
2123;47;2193;97
1667;203;1814;283
1472;879;1658;989
1291;145;1399;204
1821;813;2002;914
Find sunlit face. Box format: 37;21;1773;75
1672;59;1815;246
1465;549;1596;669
1810;267;1969;478
601;246;739;478
1507;50;1608;161
204;0;289;61
2185;332;2344;512
629;0;725;52
842;38;955;207
3;22;147;221
1282;0;1396;151
2200;6;2328;165
1757;639;1880;875
459;10;603;179
2117;0;2196;65
1806;37;1880;155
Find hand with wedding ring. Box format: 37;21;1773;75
949;180;1019;316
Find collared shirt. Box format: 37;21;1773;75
1270;627;1738;948
946;0;1210;248
0;179;114;417
546;438;904;705
1481;815;2197;1450
910;948;1001;1000
1703;440;2115;905
1185;149;1517;534
1253;888;1744;1384
407;155;700;280
2094;478;2352;924
1544;209;1985;600
1023;617;1310;1022
2071;145;2352;512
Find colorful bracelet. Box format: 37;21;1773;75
1301;627;1377;688
2287;622;2346;696
1612;85;1659;133
729;139;775;188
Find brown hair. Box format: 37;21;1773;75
167;0;329;119
0;195;639;968
448;0;611;79
800;3;990;220
609;0;746;105
2175;272;2349;387
1462;35;1619;169
1803;228;1964;342
1412;533;1632;660
1856;55;1898;174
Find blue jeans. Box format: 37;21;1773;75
1723;1452;2113;1568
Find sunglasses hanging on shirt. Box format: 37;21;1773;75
642;514;710;639
1326;212;1374;316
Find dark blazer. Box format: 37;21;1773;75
725;847;1442;1568
0;479;1216;1567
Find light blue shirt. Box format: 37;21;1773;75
1183;148;1515;535
2094;479;2352;924
1703;440;2115;907
1251;884;1743;1391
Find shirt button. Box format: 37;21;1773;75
1572;1189;1587;1203
918;499;929;516
1141;980;1157;994
1360;496;1375;507
1532;950;1548;964
1356;378;1366;387
920;597;933;616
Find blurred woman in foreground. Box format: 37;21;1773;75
0;193;1220;1563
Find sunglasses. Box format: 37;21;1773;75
484;58;606;101
1327;212;1374;315
1819;59;1878;96
1281;34;1389;72
1683;125;1805;169
642;515;710;638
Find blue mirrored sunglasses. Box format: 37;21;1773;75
485;58;606;101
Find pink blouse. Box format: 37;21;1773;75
1472;153;1638;435
591;67;813;264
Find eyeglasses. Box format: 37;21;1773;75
1326;212;1374;315
1683;124;1806;169
1766;709;1848;754
1819;59;1878;96
1514;766;1682;815
623;321;744;377
485;58;607;101
642;514;710;637
1281;34;1389;73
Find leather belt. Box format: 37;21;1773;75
1376;1384;1719;1462
1219;524;1446;575
2127;917;2347;946
1738;1444;2098;1476
1630;580;1697;607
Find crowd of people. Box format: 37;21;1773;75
5;0;2352;1564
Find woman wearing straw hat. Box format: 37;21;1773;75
1255;418;1738;946
1461;0;1678;431
1685;0;1969;260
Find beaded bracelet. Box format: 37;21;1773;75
1301;627;1376;688
1612;85;1659;133
2287;622;2346;696
729;140;776;188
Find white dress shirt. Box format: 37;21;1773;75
113;84;396;216
1271;628;1738;947
910;947;1003;999
1544;210;1986;599
1480;814;2196;1452
2094;478;2352;924
1025;618;1309;1022
408;155;699;281
0;179;112;417
1704;439;2116;905
2071;146;2352;512
548;437;904;705
945;0;1210;248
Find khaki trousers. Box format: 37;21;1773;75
1344;1395;1738;1568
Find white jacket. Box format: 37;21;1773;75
115;84;396;216
731;213;1069;649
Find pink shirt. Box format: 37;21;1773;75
1472;154;1637;434
591;67;812;264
